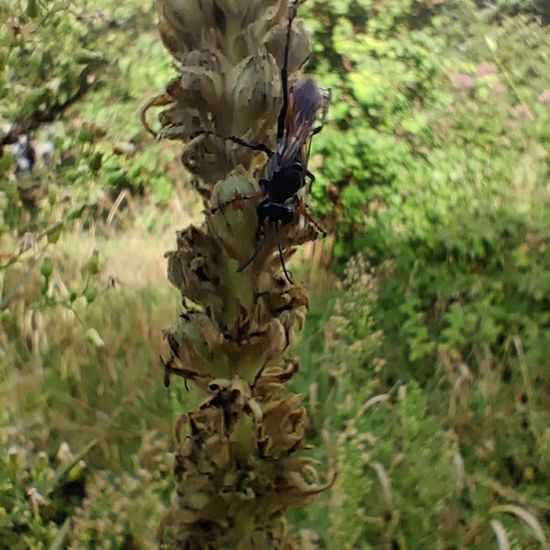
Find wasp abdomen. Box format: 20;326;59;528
257;201;294;225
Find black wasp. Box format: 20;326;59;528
196;0;329;283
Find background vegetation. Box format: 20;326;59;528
1;0;548;548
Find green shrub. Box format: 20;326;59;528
294;257;550;548
291;4;550;545
306;0;549;267
0;433;171;549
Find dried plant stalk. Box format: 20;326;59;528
144;1;331;547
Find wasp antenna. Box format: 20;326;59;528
292;0;307;9
277;0;298;141
237;248;258;273
275;221;293;284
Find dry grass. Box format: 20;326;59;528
1;193;202;466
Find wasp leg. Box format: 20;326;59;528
311;115;328;137
210;190;264;214
295;195;326;237
312;124;325;137
237;235;268;274
305;169;315;195
192;130;274;157
275;221;294;284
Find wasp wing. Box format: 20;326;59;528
279;78;323;167
301;130;314;175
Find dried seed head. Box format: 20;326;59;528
151;0;331;546
208;170;258;264
231;53;282;136
157;0;302;62
150;0;312;150
159;371;330;547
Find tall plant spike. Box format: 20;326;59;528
144;0;331;547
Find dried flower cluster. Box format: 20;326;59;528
144;0;331;547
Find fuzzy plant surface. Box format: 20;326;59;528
143;0;331;548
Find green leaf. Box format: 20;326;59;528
46;223;64;244
84;249;100;275
48;518;70;550
485;36;497;53
42;439;97;497
40;258;53;279
85;328;104;347
67;205;87;221
26;0;40;18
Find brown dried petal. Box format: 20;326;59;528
166;226;227;316
165;313;232;379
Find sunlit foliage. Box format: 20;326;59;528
1;0;549;548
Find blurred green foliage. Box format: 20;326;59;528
292;0;550;547
1;0;179;236
1;265;181;548
0;431;171;549
306;0;549;262
1;0;184;344
1;2;183;548
1;0;549;548
295;256;550;547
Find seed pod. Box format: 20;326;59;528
157;106;203;141
166;225;226;315
231;53;282;137
180;134;236;187
157;0;209;57
263;17;311;75
176;49;228;119
165;313;230;380
209;169;259;264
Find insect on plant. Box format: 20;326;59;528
196;0;330;283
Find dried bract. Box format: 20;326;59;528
147;0;331;547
